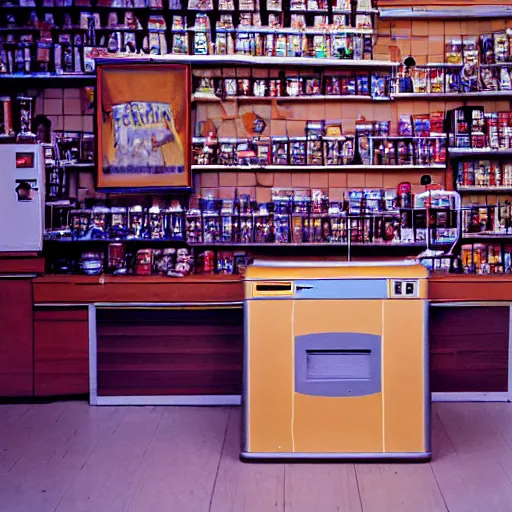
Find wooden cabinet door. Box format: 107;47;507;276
34;308;89;396
0;278;34;396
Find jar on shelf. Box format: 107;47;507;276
91;206;110;234
69;209;91;240
201;198;222;243
109;207;128;240
128;205;147;239
167;206;185;241
148;205;166;240
186;208;202;243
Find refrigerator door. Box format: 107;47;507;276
0;144;45;252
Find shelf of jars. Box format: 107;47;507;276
191;164;447;171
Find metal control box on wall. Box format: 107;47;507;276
243;261;430;461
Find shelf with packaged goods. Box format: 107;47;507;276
147;54;399;69
379;5;512;20
60;162;95;169
0;73;96;86
191;164;447;172
392;91;512;100
188;242;427;249
192;94;392;103
449;149;512;160
43;238;187;245
462;234;512;241
457;186;512;194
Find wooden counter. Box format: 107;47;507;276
33;274;244;304
2;272;511;400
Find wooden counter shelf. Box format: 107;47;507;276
33;274;244;304
429;274;512;303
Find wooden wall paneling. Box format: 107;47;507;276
0;278;34;396
429;306;509;393
96;308;243;396
34;308;89;396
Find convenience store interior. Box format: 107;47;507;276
2;0;512;509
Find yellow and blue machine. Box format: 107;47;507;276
242;260;430;461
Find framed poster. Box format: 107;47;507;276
96;62;192;190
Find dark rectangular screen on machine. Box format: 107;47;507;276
16;152;34;169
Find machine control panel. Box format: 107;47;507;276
390;279;419;298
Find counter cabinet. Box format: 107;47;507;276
1;273;511;401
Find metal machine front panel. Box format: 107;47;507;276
295;279;388;300
295;333;381;397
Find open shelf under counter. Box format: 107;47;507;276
191;164;447;172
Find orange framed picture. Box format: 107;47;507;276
96;61;192;191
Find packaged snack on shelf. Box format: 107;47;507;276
500;68;512;91
504;162;512;186
172;32;189;54
239;0;256;10
340;135;355;164
333;0;350;12
355;14;372;29
314;15;329;29
306;121;324;165
494;32;510;62
332;14;347;28
463;37;479;65
188;0;213;9
445;39;463;65
169;0;183;7
355;121;372;165
428;68;444;94
371;73;389;98
286;76;302;97
219;0;235;9
218;138;237;165
287;33;303;58
271;136;289;165
445;69;460;94
356;72;369;95
413;68;427;93
323;137;341;165
253;78;267;96
289;137;307;165
480;34;495;64
460;62;480;93
305;76;321;95
312;35;328;58
337;72;355;94
290;0;306;10
267;0;282;11
411;114;430;137
254;136;271;164
481;67;499;91
324;75;342;95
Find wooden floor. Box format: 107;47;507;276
1;402;512;512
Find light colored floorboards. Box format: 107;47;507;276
1;402;512;512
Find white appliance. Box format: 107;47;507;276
0;144;45;252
